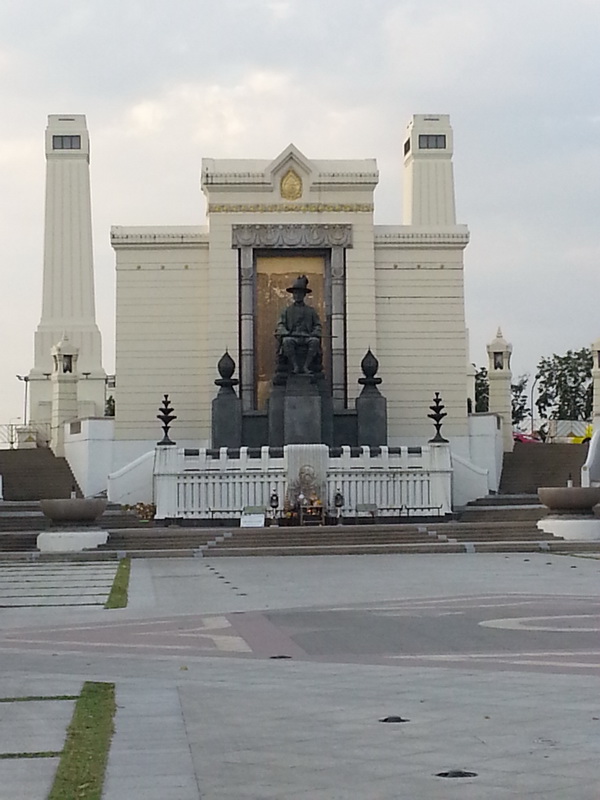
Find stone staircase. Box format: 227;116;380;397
499;442;589;494
0;437;598;557
458;494;547;524
97;527;222;557
188;519;565;556
1;514;598;558
0;449;81;501
0;502;146;553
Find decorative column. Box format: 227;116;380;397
50;336;79;457
239;246;255;412
330;246;346;409
487;328;513;452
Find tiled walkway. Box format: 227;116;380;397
0;561;118;607
0;553;598;798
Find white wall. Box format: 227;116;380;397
468;412;504;493
374;228;470;443
113;226;209;442
63;417;114;497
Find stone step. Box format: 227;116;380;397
465;494;540;506
204;540;591;557
210;528;547;544
500;442;588;494
458;508;547;523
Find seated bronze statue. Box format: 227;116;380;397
276;276;322;375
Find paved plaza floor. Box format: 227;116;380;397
0;552;598;798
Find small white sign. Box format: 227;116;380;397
240;512;265;528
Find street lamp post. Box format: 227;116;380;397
16;375;29;426
530;375;539;436
8;417;21;449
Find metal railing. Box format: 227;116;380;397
0;423;51;449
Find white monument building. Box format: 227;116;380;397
112;115;470;455
29;112;509;513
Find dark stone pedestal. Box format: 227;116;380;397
212;393;242;449
284;375;322;444
267;384;285;448
268;374;332;446
356;391;387;447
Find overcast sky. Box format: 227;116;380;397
1;0;599;423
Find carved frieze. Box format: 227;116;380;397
212;203;372;214
232;224;353;249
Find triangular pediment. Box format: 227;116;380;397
267;144;314;180
267;145;314;201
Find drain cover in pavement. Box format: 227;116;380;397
436;770;478;778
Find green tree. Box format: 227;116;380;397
104;395;115;417
535;348;593;420
474;365;489;412
511;374;530;427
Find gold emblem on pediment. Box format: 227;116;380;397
280;168;303;201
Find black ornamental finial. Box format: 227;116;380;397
215;351;239;394
157;394;177;445
428;392;448;443
358;348;382;392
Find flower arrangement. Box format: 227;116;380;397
124;502;156;521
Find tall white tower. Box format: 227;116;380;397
29;114;106;423
402;114;456;226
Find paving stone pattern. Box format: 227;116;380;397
0;561;118;607
0;680;82;800
0;554;598;798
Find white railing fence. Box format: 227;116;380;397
326;470;435;516
176;472;286;518
153;444;453;520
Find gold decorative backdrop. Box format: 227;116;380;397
255;255;326;410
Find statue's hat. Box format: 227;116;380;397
286;275;312;294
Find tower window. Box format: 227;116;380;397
403;138;411;155
52;135;81;150
418;134;446;149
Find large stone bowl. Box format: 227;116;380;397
40;498;108;525
537;487;600;516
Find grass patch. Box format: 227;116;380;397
48;681;116;800
104;558;131;609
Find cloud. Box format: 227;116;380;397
1;0;600;420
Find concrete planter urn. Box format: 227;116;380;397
40;498;108;524
537;487;600;516
37;498;109;552
537;487;600;541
